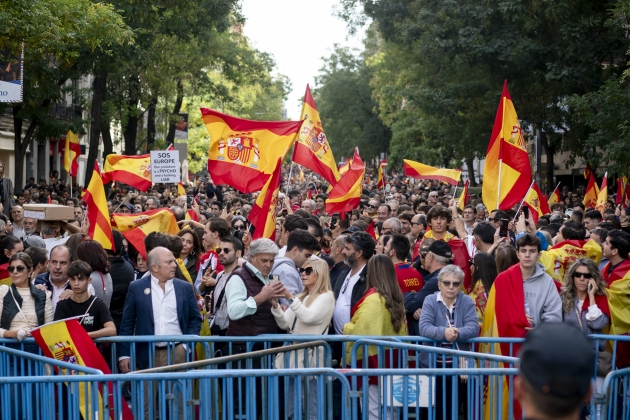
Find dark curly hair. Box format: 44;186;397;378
426;205;452;225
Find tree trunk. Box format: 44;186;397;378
540;131;555;192
165;79;184;145
146;96;158;152
123;75;140;155
13;105;39;190
84;74;106;187
465;156;477;186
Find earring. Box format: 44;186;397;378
191;250;195;256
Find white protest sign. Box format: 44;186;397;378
150;150;180;183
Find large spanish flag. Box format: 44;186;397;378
326;148;365;214
596;173;608;213
31;318;133;420
201;108;302;193
583;171;600;209
292;85;340;186
539;239;602;285
63;130;81;177
338;159;351;176
403;159;461;186
112;208;180;258
603;259;630;367
457;179;469;210
481;264;528;420
523;181;550;223
83;162;114;251
248;158;282;240
377;163;384;189
482;81;532;211
0;263;10;286
101;153;153;191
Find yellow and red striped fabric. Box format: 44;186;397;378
547;184;561;206
583;171;600;209
457;179;469;210
616;176;627;206
326;148;365;214
596;173;608;213
112;208;180;258
403;160;461;186
101;153;153;192
603;259;630;367
0;263;11;286
63;130;81;177
377;163;384;189
248;158;283;240
201;108;302;193
523;182;550;223
83;162;114;251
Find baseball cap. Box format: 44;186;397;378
427;240;453;260
519;323;594;399
341;226;362;234
24;235;46;250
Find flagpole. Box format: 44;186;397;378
286;162;294;195
549;182;560;200
513;180;536;222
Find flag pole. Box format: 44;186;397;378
549;182;561;200
513;180;536;222
286;162;294;195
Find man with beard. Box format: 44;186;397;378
194;218;229;294
209;236;243;337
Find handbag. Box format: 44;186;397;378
574;307;611;376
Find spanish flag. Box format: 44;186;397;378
596;173;608;212
292;85;340;186
63;130;81;177
547;182;561;206
83;162;114;251
481;264;528;420
299;168;304;183
584;164;592;179
338;159;351;176
112;208;180;258
248;158;282;240
403;159;461;186
482;80;532;211
377;163;384;189
457;179;469;210
616;175;627;206
31;318;134;420
523;181;550;223
326;148;364;214
177;182;186;196
539;239;602;285
0;263;10;286
583;170;600;209
603;259;630;367
201;108;302;193
101;153;152;192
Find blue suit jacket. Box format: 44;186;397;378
118;276;202;369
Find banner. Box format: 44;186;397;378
0;46;23;103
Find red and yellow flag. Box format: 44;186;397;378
539;239;602;285
457;179;469;210
248;158;282;240
603;259;630;367
177;182;186;196
63;130;81;177
596;173;608;212
583;171;600;209
101;154;152;192
403;159;461;186
0;263;10;286
547;183;561;206
112;208;180;258
201;108;302;193
83;162;114;251
523;182;550;223
31;318;133;420
584;164;592;179
482;80;532;211
292;85;340;186
338;159;351;176
616;175;627;206
377;163;384;189
326;148;365;214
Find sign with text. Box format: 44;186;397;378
0;46;24;103
150;150;180;183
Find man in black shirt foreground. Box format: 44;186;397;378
54;260;116;338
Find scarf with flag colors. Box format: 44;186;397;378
403;159;461;186
602;259;630;367
326;148;365;214
248;158;283;240
102;153;152;192
538;239;602;286
482;80;532;211
523;182;550;223
377;163;384;189
596;173;608;212
201;108;302;193
457;179;469;210
583;170;600;208
84;162;114;251
0;263;10;286
111;208;180;258
31;318;133;420
481;263;529;420
292;85;340;186
63;130;81;177
616;175;627;206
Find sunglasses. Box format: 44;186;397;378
367;204;377;209
8;265;26;273
441;281;461;288
218;248;234;255
234;224;247;231
573;272;593;279
298;267;314;275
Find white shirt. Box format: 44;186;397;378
333;264;365;334
151;274;183;345
44;236;69;256
276;245;287;258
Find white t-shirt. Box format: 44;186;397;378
333;264;365;334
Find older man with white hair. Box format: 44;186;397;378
300;199;316;215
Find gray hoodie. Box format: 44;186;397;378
271;257;303;306
523;262;562;325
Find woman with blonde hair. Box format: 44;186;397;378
271;256;335;420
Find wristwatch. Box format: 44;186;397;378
288;298;295;305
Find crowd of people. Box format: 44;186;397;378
0;164;626;420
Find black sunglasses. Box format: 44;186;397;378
8;265;26;273
218;248;233;254
366;204;376;209
441;281;461;288
234;224;247;231
298;267;314;275
573;272;593;279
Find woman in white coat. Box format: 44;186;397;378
271;256;335;420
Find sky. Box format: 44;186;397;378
240;0;366;120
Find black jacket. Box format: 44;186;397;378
108;256;135;331
403;267;443;336
332;264;368;326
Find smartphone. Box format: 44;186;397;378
269;274;280;284
522;206;529;219
499;219;509;238
588;283;593;293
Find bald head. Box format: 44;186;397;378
148;246;177;281
382;217;402;234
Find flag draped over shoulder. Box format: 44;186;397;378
583;171;600;209
83;162;114;251
523;182;550;223
457;179;469;210
403;160;461;186
538;239;602;285
63;130;81;177
112;208;180;258
603;259;630;367
31;318;133;420
482;81;532;211
201;108;302;193
377;163;384;189
102;154;152;192
326;148;365;214
248;158;283;240
596;173;608;212
292;85;340;186
616;175;627;206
